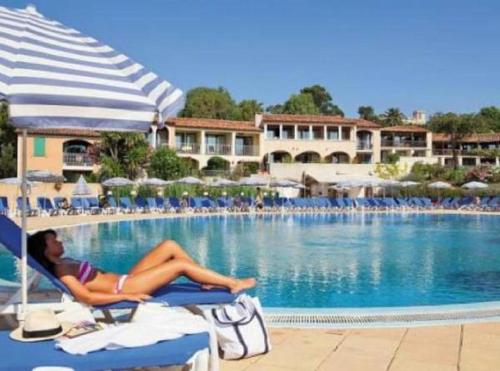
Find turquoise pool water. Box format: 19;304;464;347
1;213;500;308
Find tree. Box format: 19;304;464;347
148;147;191;180
96;132;150;180
265;104;283;114
282;93;320;115
357;106;378;121
178;87;238;120
478;106;500;132
427;113;478;168
0;103;16;178
300;85;343;116
234;100;263;121
380;108;405;127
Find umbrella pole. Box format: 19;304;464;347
20;129;28;321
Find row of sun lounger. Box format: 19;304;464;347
1;195;499;217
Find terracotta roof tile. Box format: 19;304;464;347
21;128;100;138
433;133;500;143
261;114;381;128
166;117;260;132
381;125;428;133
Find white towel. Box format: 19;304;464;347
55;304;209;355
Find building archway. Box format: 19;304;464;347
267;151;292;163
325;152;350;164
294;151;321;163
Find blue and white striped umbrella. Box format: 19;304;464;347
0;5;183;319
0;5;183;131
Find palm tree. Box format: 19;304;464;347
381;108;406;127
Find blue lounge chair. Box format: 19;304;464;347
70;197;85;214
0;330;209;371
168;197;182;212
0;196;9;216
155;197;168;212
146;197;159;212
16;197;38;217
36;197;59;216
119;197;136;213
84;196;102;214
0;215;237;313
134;196;148;213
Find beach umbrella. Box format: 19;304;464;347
238;176;268;186
211;178;239;187
399;181;420;197
26;170;65;183
0;178;37;187
72;175;92;196
102;177;136;187
428;181;452;189
270;179;301;188
400;181;420;188
0;4;182;317
176;176;205;185
461;181;488;190
379;179;401;197
140;178;173;187
428;181;452;200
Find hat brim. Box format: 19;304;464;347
10;322;73;342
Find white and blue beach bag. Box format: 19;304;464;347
205;294;271;360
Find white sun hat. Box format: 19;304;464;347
10;309;72;342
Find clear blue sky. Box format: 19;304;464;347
4;0;500;117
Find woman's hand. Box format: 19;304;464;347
122;293;152;303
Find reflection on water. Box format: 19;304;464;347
1;213;499;308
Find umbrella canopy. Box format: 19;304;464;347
26;170;65;183
0;177;37;186
270;179;301;188
72;175;92;196
0;5;183;130
140;178;172;187
379;179;401;187
176;176;205;185
211;178;238;187
461;181;488;189
238;176;268;186
400;181;420;188
102;177;135;187
428;181;452;189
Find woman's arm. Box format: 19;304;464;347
57;266;150;305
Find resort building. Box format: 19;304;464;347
17;129;99;182
402;110;428;125
380;125;432;161
16;114;500;183
257;114;381;165
156;117;262;174
433;133;500;167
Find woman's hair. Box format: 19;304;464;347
27;229;57;274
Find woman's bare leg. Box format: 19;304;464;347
129;240;194;275
123;258;255;294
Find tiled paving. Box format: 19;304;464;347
222;323;500;371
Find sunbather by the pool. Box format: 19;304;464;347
28;229;256;305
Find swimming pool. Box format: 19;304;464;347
1;213;500;309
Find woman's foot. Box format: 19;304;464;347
230;278;256;294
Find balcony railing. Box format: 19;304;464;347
205;143;232;155
356;141;373;150
381;139;427;148
175;143;201;154
63;153;94;167
235;145;259;156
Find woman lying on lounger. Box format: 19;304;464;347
28;229;256;305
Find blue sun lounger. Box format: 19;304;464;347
0;330;209;371
0;216;237;313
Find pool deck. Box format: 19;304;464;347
9;210;500;371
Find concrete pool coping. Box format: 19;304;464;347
12;209;500;329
